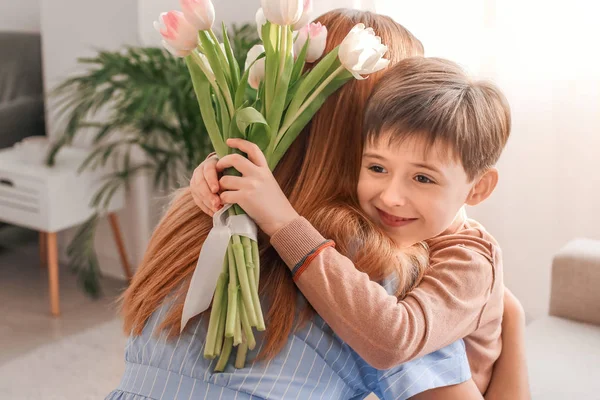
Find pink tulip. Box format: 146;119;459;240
154;11;199;57
293;22;327;63
180;0;215;31
292;0;313;31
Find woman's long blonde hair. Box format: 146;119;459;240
121;9;427;361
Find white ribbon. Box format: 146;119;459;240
180;204;257;332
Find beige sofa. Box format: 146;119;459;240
526;239;600;399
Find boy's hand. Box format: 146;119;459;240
190;154;222;216
217;138;299;237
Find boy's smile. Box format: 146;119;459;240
376;208;418;228
357;134;479;248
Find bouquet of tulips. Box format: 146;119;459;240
155;0;389;371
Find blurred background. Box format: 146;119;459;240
0;0;598;399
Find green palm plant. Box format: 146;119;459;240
47;24;260;297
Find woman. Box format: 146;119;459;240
108;9;529;400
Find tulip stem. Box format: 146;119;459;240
278;27;287;84
232;235;256;326
235;342;248;369
196;35;235;117
191;50;226;110
251;240;260;289
275;64;346;147
242;236;265;331
208;29;234;88
234;300;243;346
204;258;228;359
239;295;256;350
225;245;238;338
214;278;228;356
214;337;233;372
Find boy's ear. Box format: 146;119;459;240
466;168;498;206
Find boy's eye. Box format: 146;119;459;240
415;174;434;184
368;165;386;174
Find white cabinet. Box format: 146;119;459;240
0;146;131;316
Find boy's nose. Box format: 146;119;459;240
379;185;409;208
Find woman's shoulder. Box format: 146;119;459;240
118;301;470;400
122;303;374;399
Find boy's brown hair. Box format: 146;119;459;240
364;57;511;180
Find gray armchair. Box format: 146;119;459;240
0;32;46;149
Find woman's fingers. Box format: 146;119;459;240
219;175;246;191
203;156;220;194
190;187;213;216
225;138;268;168
199;200;214;216
219;190;239;206
216;154;256;175
214;139;270;209
218;174;256;207
191;164;221;213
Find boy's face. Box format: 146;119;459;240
357;134;476;248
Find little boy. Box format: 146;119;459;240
267;57;511;393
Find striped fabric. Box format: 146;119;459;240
107;277;470;400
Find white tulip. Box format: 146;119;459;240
179;0;215;31
255;8;267;39
260;0;303;26
292;0;313;31
293;22;327;63
338;23;390;80
245;44;266;90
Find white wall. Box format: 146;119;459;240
372;0;487;75
468;0;600;319
0;0;40;32
40;0;140;101
40;0;153;279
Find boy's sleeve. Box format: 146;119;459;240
270;217;495;370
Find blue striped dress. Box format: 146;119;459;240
107;278;470;400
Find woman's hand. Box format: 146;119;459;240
410;288;530;400
216;138;299;236
484;288;531;400
190;153;222;216
410;380;483;400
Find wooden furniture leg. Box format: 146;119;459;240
39;231;47;268
47;232;60;316
108;213;132;281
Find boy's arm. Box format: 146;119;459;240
271;217;495;369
